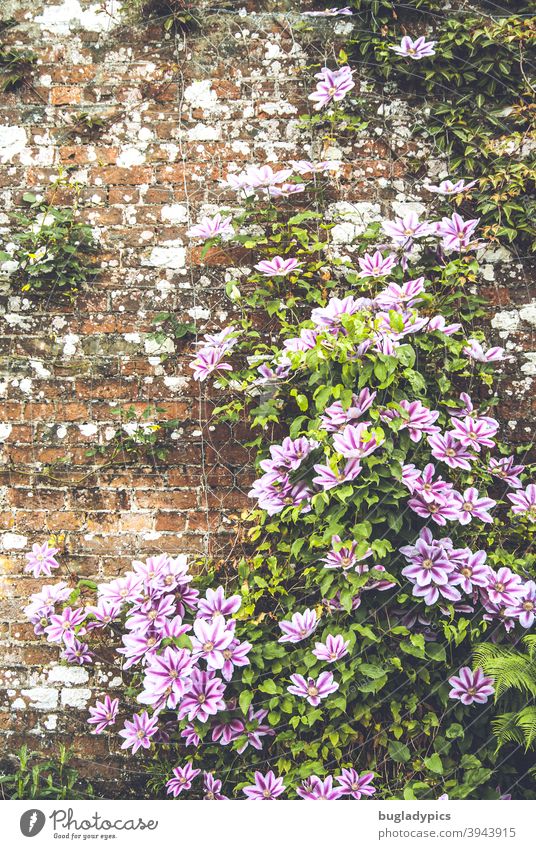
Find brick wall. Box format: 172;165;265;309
0;0;534;794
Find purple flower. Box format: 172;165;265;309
44;606;86;644
181;724;200;747
375;277;425;310
303;7;353;16
450;415;499;452
507;484;536;519
336;768;376;799
117;631;162;669
488;457;524;489
260;436;319;472
396;399;440;442
243;771;286;800
278;608;318;643
506;581;536;628
308;65;355;111
118;711;159;753
390;35;436;59
322;536;372;572
287;672;339;706
254;256;300;277
486;567;523;606
312;459;363;490
191;617;234;669
62;635;92;665
320;389;376;432
311;295;362;330
197;585;241;620
212;719;244;746
190;346;233;382
98;573;143;607
312;634;349;662
125;594;175;635
448;667;495;705
187;213;234;241
428;179;477;195
25;542;60;578
138;646;194;709
297;775;343;800
437;213;480;251
451;550;490;594
237;706;275;753
332;422;381;459
358;250;397;277
452;487;496;524
464;339;505;363
177;670;226;723
408;491;461;526
204;772;227;800
401;537;453;587
221;638;252;682
85;599;122;630
166;763;201;797
382;212;435;246
88;696;119;734
427;431;474;471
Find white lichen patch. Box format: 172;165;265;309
60;687;91;708
143;243;186;270
34;0;122;35
161;204;188;224
183;80;218;112
0;126;28;164
20;687;59;710
0;422;12;442
2;532;28;550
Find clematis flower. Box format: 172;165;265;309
254;256;300;277
312;459;363;490
486;567;523;606
25;542;60;578
358;250;397;277
181;724;200;747
303;7;353;15
186;213;234;241
437;213;480;251
464;339;505;363
297;775;343;799
87;696;119;734
322;536;372;572
260;436;319;473
428;179;477;195
308;65;355;110
44;606;86;644
166;763;201;797
204;772;227;800
332;422;381;459
62;635;92;665
401;538;453;587
125;594;175;635
448;667;495;705
375;277;426;309
243;771;286;800
212;719;244;746
237;706;275;753
117;630;162;669
450;415;499;452
506;581;536;628
190;346;233;382
137;646;194;709
382;212;435;246
85;599;122;630
220;639;252;682
278;608;318;643
390;35;436;59
191;617;234;670
396;399;440;442
97;573;143;607
451;487;496;524
320;389;376;432
178;670;226;723
312;634;349;662
197;586;241;620
118;711;159;753
336;769;376;799
427;432;474;470
311;295;362;330
488;457;524;489
287;671;339;706
508;484;536;519
450;550;490;594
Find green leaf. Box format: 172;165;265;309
424;754;444;775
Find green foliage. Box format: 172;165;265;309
0;20;35;92
345;0;536;248
120;0;193;31
474;637;536;751
0;745;94;800
0;172;97;299
85;404;180;464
